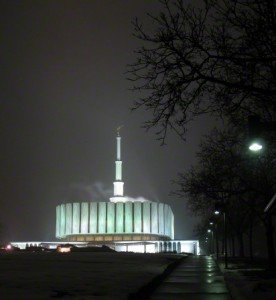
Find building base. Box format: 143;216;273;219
10;240;200;255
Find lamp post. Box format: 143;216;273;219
214;202;228;268
209;221;219;259
223;209;228;269
207;229;214;255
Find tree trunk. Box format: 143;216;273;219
221;237;225;255
231;236;235;257
265;215;275;266
238;233;244;257
249;214;253;261
216;230;219;259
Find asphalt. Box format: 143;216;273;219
150;256;231;300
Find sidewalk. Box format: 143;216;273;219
150;256;231;300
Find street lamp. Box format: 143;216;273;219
249;141;263;152
248;115;276;152
210;222;213;225
214;210;220;215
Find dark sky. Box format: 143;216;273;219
0;0;212;242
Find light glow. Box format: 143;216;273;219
57;246;71;253
214;210;220;215
249;142;263;152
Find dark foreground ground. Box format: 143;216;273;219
0;251;181;299
218;257;276;300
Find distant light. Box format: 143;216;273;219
210;222;213;225
214;210;220;215
57;246;71;253
6;245;12;250
207;229;211;233
249;142;263;152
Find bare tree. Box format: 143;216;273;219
175;128;275;261
128;0;276;142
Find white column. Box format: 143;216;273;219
81;202;89;234
117;136;121;160
72;203;80;234
89;202;98;234
115;161;122;180
111;132;125;202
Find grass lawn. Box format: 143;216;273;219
0;251;181;299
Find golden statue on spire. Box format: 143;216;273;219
116;125;124;136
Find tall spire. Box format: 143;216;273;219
110;127;125;203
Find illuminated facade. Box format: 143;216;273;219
56;201;174;241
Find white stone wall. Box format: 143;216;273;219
56;201;174;240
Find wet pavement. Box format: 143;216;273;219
150;256;231;299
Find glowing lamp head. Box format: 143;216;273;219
6;244;12;250
207;229;211;233
214;210;220;215
249;142;263;152
209;222;213;225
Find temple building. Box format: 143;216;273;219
54;131;198;254
11;131;199;254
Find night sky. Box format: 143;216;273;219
1;0;212;242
